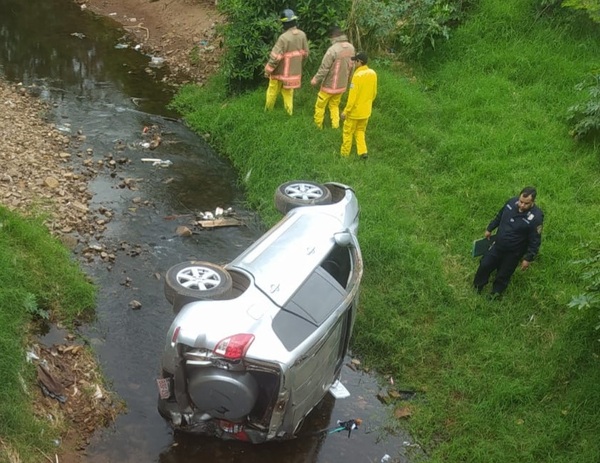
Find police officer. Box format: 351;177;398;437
473;186;544;298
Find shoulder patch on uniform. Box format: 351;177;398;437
536;225;543;234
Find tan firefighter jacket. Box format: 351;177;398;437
311;35;355;94
265;27;309;89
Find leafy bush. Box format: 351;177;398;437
217;0;350;93
347;0;473;57
216;0;471;92
563;0;600;23
567;72;600;140
568;245;600;337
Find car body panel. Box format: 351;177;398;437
157;182;362;442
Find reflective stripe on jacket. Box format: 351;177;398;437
312;35;355;94
265;28;309;89
343;65;378;119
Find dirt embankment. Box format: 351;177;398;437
1;1;224;461
79;0;224;85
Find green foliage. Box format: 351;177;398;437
567;72;600;140
569;246;600;333
0;206;96;461
347;0;473;57
217;0;350;93
563;0;600;22
22;292;50;321
0;207;96;324
216;0;470;92
537;0;564;10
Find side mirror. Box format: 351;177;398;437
334;231;353;247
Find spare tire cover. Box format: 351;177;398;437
187;368;258;421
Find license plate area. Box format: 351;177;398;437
157;377;171;399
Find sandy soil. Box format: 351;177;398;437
1;1;224;461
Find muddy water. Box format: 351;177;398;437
0;1;421;462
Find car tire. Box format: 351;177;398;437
164;261;233;312
274;180;332;215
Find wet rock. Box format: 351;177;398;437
44;176;60;188
175;225;193;237
394;406;413;419
59;235;79;249
0;81;96;253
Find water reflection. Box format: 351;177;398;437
0;0;174;115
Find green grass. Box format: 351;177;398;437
0;206;96;462
170;1;600;461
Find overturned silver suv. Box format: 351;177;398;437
157;181;362;443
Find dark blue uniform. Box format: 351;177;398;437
473;197;544;295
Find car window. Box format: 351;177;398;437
320;245;352;288
273;265;347;351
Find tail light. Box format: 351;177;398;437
171;326;181;345
218;420;250;441
214;334;254;360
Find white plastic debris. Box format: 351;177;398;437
329;379;350;399
93;384;104;400
26;349;39;363
141;158;172;167
380;455;391;463
149;56;165;68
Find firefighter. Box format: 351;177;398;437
264;9;309;116
310;25;355;129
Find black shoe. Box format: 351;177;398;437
359;154;368;160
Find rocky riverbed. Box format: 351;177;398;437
1;1;226;460
1;79;124;462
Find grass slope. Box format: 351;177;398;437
0;206;96;462
171;0;600;461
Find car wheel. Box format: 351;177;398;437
164;261;233;310
274;180;332;214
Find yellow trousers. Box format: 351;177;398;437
265;78;294;115
314;91;343;129
341;118;369;157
